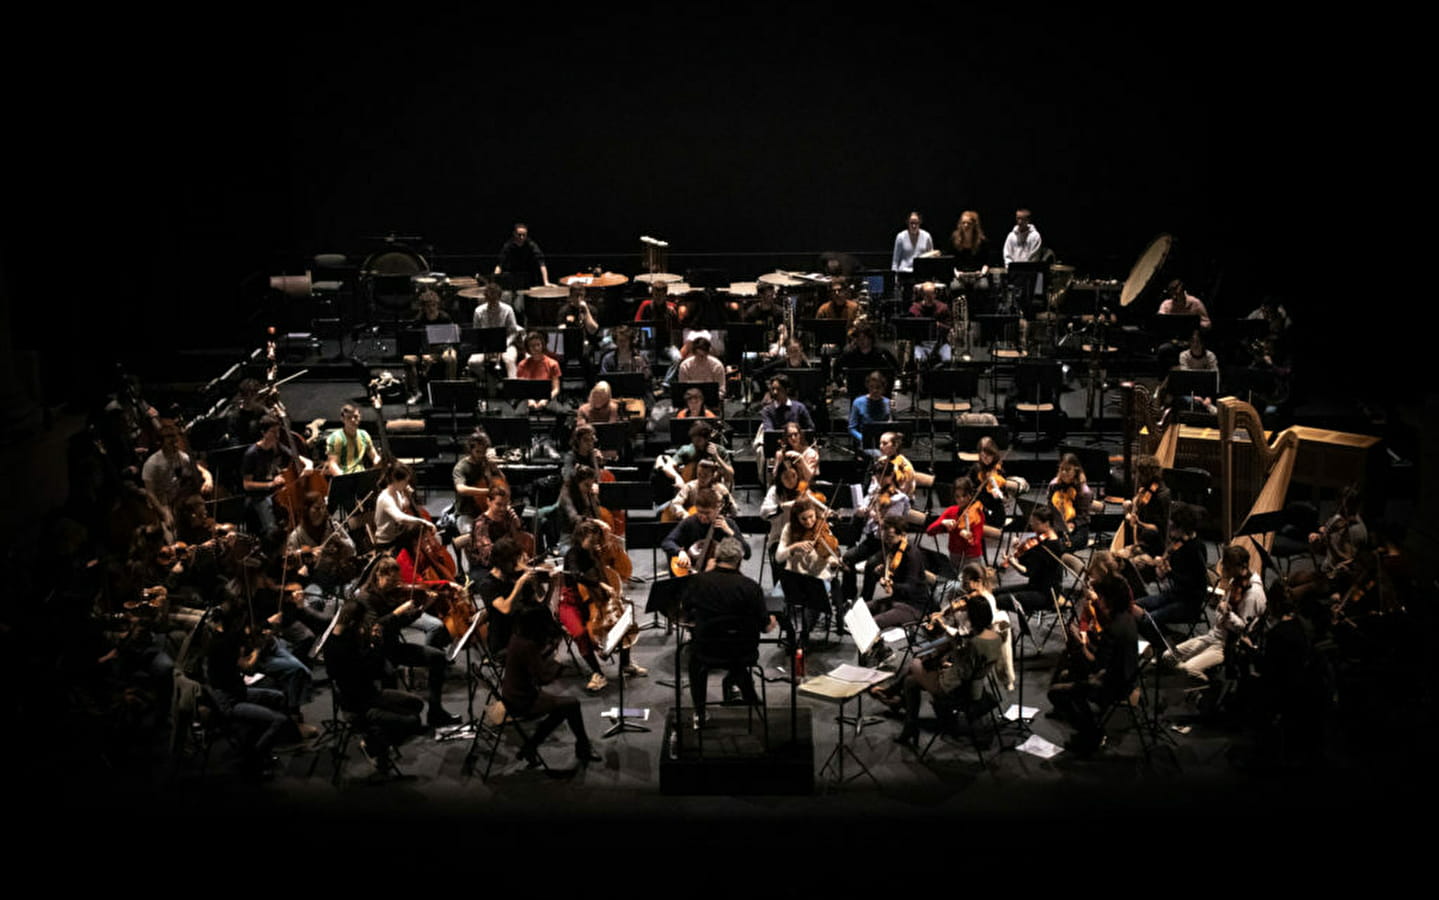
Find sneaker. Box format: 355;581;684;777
586;672;609;692
623;663;648;678
406;392;423;406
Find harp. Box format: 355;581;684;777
1217;396;1299;574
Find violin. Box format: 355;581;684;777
879;535;908;592
1050;482;1078;527
1000;535;1042;570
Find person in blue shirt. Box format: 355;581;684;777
848;370;892;456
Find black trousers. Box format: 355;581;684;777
516;691;591;753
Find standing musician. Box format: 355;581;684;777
1047;574;1139;756
494;221;551;320
1164;544;1266;681
402;288;458;405
927;476;986;566
840;461;911;613
324;403;379;476
1047;452;1096;552
1002;207;1042;266
971;436;1028;539
891;210;935;294
949;210;991;285
1136;502;1209;643
353;557;460;727
990;504;1068;620
560;520;644;692
848;370;893;454
468;282;521;379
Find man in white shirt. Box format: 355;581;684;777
468;283;521;378
1002;208;1042;265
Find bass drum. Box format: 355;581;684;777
1119;233;1172;309
363;245;430;315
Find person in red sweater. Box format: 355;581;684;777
927;476;985;565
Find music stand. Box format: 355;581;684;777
1005;260;1047;313
628;519;675;588
428;380;479;444
860;420;914;454
780;367;825;408
604;372;649;403
800;318;849;350
477;416;534;461
501;378;554;415
1151;313;1203;344
892;316;938;347
727;321;767;407
328;469;382;518
912;256;952;286
1163;466;1212;508
1166;368;1220;405
592;422;629;456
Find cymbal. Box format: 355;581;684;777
723;281;758;297
635;272;682;284
523;285;569;299
758;271;804;287
457;287;486;299
561;272;629;288
448;276;479;289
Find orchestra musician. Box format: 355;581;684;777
677;336;727;401
1002;208;1042;266
1046;573;1139;756
949;210;991;286
774;421;819;484
324;403;379;476
241;414;309;538
468;480;525;570
926;476;985;566
676;386;719;420
835;325;898;387
907;280;952;329
659;422;734;490
600;324;650;376
560;520;644;693
324;599;426;772
501;587;603;768
402;288;458;405
475;536;556;656
971;436;1027;539
1136;502;1209;644
141;419;213;519
848;370;893;455
775;496;840;645
576;381;623;427
635;281;681;364
875;430;917;496
1047;452;1096;552
990;504;1068;621
1164;544;1266;681
468;282;521;378
874;583;1004;749
863;515;928;632
373;463;438;551
493;221;551;320
355;557;460;727
891;210;934;290
669;458;738;521
516;331;562;411
662;488;749;575
558;465;605;536
1157;278;1212;330
451;429;503;537
840;460;911;614
816;281;860;323
202;595;297;776
1114;453;1170;573
285;491;356;590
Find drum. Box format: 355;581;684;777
1120;233;1173;308
522;284;569;326
363;245;429;313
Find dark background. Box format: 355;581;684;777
2;4;1390;404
